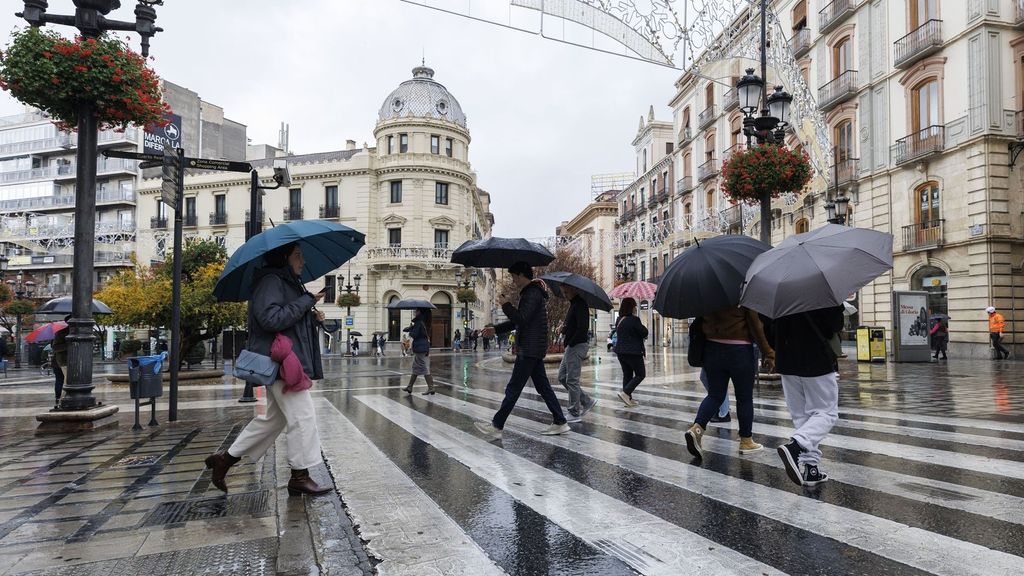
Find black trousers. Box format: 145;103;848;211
54;362;65;402
493;355;566;429
617;353;646;395
991;333;1009;357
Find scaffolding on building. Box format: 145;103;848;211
591;172;635;199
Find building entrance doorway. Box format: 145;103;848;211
386;295;402;341
431;292;452;348
912;265;948;316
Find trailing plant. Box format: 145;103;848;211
720;144;812;205
456;288;478;304
336;292;361;307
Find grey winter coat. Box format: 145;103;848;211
495;281;549;359
248;267;323;380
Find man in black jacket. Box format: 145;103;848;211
557;286;597;422
475;262;569;439
768;305;845;487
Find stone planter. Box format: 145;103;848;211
501;352;563;364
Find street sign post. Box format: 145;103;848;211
161;146;182;208
186;158;252;173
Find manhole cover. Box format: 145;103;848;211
114;455;162;468
142;490;271;526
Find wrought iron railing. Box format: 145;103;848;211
150;217;168;229
284;206;304;221
790;28;811;57
183;214;198;227
678;127;693;146
698;105;717;130
723;89;739;111
818;0;853;34
209;212;228;226
902;220;944;251
364;245;453;266
676;176;694;194
894;20;943;69
818;70;858;110
697;158;719;182
894;125;945;165
320;204;340;218
831;158;859;187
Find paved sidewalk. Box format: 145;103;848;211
0;407;372;576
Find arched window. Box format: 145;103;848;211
729;115;742;148
705;83;714;108
795;218;810;234
704;133;715;161
915;181;941;226
835;120;854;161
911;265;947;316
705;189;715;212
683;151;692;177
792;0;807;30
833;36;852;77
912;78;940;131
683;201;692;224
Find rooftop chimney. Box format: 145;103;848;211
346;139;356;150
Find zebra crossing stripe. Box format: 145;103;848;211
314;398;505;576
591;382;1024;435
445;386;1024;525
355;395;787;576
584;383;1024;452
417;393;1024;576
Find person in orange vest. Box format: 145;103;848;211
986;306;1009;359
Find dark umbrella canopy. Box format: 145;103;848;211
386;299;437;310
451;237;555;268
540;272;613;312
36;297;112;315
653;235;771;319
214;220;365;302
740;224;894;318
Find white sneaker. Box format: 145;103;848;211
616;391;634;407
541;423;571;435
473;421;502;440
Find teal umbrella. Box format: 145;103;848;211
214;220;365;302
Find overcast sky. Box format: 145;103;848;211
0;0;681;238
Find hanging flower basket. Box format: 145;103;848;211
0;27;170;132
720;144;812;206
456;288;478;304
336;293;361;307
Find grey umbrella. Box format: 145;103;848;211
35;296;113;315
740;224;894;319
386;299;437;310
451;237;555;268
540;272;614;312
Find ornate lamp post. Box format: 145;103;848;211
339;273;361;356
6;273;36;369
16;0;163;411
736;0;794;248
455;269;478;331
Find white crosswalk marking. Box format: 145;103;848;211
315;398;506;576
356;395;787;576
412;393;1024;576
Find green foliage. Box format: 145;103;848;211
0;27;170;131
720;144;813;205
120;339;143;356
336;292;361;307
456;288;478;304
185;341;206;366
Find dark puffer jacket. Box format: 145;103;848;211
767;306;844;377
248;267;323;381
613;314;648;356
405;313;430;354
495;281;549;359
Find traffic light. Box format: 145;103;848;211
161;145;181;207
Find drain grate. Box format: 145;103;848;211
141;490;271;526
19;537;277;576
114;455;162;468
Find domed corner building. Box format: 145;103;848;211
134;64;496;353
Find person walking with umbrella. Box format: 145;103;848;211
205;242;332;496
402;309;436;394
929;314;949;360
613;298;648;407
474;262;569;439
555;285;598;422
987;307;1009;359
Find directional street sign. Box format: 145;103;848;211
186;158;252;173
161;146;182;208
102;149;162;163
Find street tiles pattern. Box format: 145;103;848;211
318;356;1024;576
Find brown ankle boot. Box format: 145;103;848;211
288;469;332;496
205;451;240;493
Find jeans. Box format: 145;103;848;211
699;369;729;418
616;353;646;395
493;355;566;429
695;341;756;437
557;343;591;413
781;373;839;466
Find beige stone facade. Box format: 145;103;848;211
655;0;1024;357
556;190;619;341
136;66;496;350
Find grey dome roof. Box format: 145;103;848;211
378;65;467;129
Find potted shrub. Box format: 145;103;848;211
720;144;812;206
336;292;361;307
120;339;143;357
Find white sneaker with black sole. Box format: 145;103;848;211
777;439;804;486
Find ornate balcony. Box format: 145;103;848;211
676;176;694;194
184;214;198;228
724;143;746;161
363;244;454;268
320;204;340;218
722;204;743;229
209;211;228;226
655;187;669;203
818;70;858;111
723;89;739;112
902;220;944;251
819;0;854;35
894;20;943;69
697;158;719;182
830;158;859;188
619;208;635;225
894;125;945;165
284;206;304;221
698;105;717;130
790;28;811;58
678;127;693;147
150;217;168;229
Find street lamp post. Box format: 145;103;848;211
6;273;36;369
826;195;851;226
17;0;163;411
455;269;478;334
340;273;361;356
736;0;794;246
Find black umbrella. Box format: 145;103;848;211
386;299;437;310
540;272;613;312
349;331;364;337
36;296;113;315
451;237;555;268
653;235;771;319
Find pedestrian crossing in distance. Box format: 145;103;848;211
317;380;1024;576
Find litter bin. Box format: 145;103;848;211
856;327;886;362
128;353;166;400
